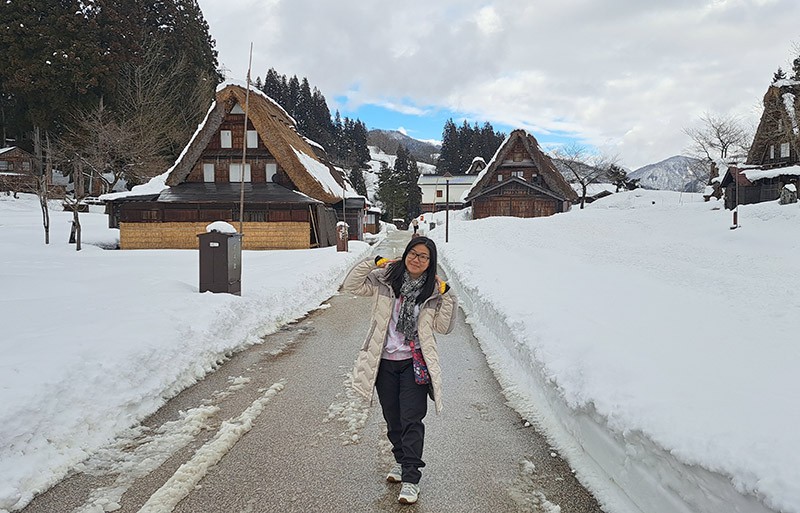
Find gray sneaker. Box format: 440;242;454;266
398;482;420;504
386;463;402;483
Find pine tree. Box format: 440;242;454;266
263;68;282;101
348;168;367;197
287;75;300;118
406;154;422;217
377;161;404;219
773;67;787;84
353;120;371;170
436;118;459;174
792;56;800;81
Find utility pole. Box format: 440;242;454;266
238;43;253;234
444;172;452;243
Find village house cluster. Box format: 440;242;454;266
3;80;797;249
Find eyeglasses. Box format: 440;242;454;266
407;249;430;263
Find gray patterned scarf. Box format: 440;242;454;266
396;271;427;341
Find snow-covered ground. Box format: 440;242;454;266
0;194;374;512
420;191;799;513
2;190;798;513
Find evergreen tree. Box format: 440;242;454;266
353;120;371;170
436;118;459;174
348;168;367;197
377;161;404;219
405;153;422;218
332;110;343;160
792;56;800;81
309;87;333;149
262;68;282;101
287;75;300;118
773;67;787;83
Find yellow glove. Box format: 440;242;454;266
439;280;449;295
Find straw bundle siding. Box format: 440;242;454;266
120;221;310;250
165;84;344;205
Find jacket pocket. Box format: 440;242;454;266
361;320;377;352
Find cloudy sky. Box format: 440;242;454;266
196;0;799;169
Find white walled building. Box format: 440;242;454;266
417;174;478;212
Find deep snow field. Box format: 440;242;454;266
1;190;798;513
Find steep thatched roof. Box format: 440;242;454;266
746;80;800;166
464;129;578;202
165;83;345;205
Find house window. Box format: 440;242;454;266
512;170;524;179
498;175;504;182
247;130;258;148
229;163;251;182
780;142;790;158
0;161;9;171
778;119;783;131
231;102;245;114
770;145;775;159
220;130;232;148
203;163;215;182
266;162;277;182
436;190;443;198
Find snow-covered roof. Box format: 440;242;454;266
417;174;478;185
0;147;16;156
742;165;800;181
291;146;343;196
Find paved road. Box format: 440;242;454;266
22;231;604;513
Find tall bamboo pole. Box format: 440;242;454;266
238;43;253;234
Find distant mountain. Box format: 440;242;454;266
367;129;441;165
629;156;709;192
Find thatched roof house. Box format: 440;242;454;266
106;82;347;250
720;80;800;209
463;129;577;219
465;157;486;175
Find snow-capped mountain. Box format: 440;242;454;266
367;129;441;165
629;156;709;192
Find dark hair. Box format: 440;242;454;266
386;236;438;304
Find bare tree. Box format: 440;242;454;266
552;143;615;209
33;128;51;244
683;112;750;162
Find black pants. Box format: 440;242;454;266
375;358;429;484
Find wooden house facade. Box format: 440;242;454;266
463;129;577;219
721;81;800;209
106;84;346;250
0;146;35;192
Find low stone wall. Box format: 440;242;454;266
120;221;310;250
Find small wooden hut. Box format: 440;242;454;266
0;146;35;192
463;129;577;219
106;83;346;249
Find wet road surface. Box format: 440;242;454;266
21;230;604;513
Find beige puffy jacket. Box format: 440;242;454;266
343;258;458;413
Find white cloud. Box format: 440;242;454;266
197;0;800;168
474;6;502;35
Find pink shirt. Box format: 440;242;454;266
382;296;418;360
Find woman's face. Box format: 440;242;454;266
405;243;431;279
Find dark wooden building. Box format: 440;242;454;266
0;146;35;193
721;81;800;209
463;129;577;219
105;84;347;249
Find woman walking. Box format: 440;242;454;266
342;236;457;504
